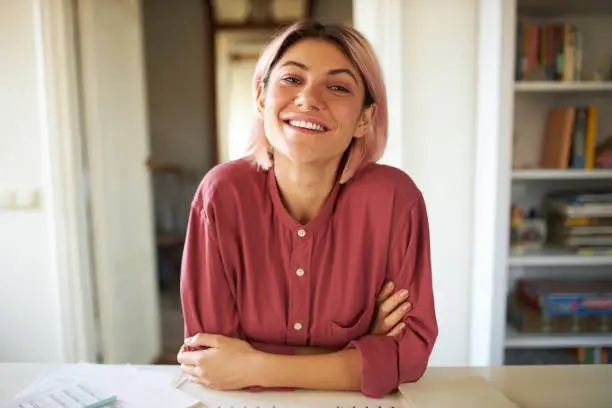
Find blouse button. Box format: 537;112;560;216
293;322;303;331
297;228;307;238
296;268;305;277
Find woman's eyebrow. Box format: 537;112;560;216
280;61;358;84
327;68;358;84
280;60;308;70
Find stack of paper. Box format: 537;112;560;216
2;363;199;408
1;382;118;408
398;376;520;408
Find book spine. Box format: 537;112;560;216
563;23;575;81
516;21;523;80
585;106;598;169
570;107;588;169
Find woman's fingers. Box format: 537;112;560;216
180;363;199;377
383;302;411;334
386;322;406;337
370;286;411;335
378;289;409;319
181;363;212;387
187;374;212;387
376;281;395;305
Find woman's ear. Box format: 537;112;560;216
354;104;376;139
255;83;266;117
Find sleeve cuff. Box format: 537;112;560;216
347;335;398;398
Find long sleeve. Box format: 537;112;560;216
348;193;438;398
180;191;294;356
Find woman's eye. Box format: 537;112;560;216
281;76;301;85
329;85;350;93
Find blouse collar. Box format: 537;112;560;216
267;163;343;235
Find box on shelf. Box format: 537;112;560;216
510;205;547;253
507;278;612;334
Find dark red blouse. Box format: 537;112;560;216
180;158;438;398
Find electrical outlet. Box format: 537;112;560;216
0;189;16;209
15;188;40;208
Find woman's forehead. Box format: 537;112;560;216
277;38;355;71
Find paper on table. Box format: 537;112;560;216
398;376;520;408
9;363;403;408
10;363;199;408
0;382;117;408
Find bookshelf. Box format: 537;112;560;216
501;0;612;366
505;326;612;349
509;247;612;267
515;81;612;92
512;169;612;180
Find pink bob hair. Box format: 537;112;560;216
246;20;388;184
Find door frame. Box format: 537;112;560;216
37;0;99;363
469;0;515;366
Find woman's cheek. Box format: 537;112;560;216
332;103;362;126
266;85;293;107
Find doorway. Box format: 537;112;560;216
140;0;217;362
142;0;354;363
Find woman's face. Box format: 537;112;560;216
258;38;373;167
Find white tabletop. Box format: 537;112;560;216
0;363;406;407
0;363;55;400
2;363;612;408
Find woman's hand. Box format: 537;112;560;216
177;333;262;390
370;281;411;337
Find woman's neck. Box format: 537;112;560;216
273;154;341;225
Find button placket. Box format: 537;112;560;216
286;228;312;345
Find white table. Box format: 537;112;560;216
0;363;405;407
1;363;55;400
2;363;612;407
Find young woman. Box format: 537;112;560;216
177;20;438;399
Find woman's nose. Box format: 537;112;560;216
295;86;323;112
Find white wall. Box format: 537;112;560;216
0;0;64;362
142;0;215;232
354;0;478;367
402;1;477;367
76;0;161;364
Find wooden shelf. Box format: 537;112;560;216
509;247;612;267
515;81;612;92
518;0;612;16
512;169;612;180
506;325;612;349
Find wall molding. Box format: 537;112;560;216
36;0;99;363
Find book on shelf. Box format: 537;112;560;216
540;105;599;170
544;190;612;251
505;347;611;366
516;21;582;82
577;347;612;364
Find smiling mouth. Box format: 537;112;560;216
284;119;330;133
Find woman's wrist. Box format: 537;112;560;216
249;349;273;387
293;346;339;355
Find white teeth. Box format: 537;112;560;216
289;120;325;131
